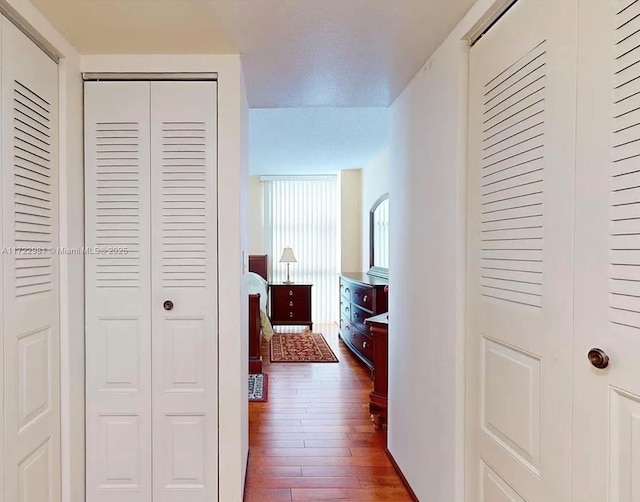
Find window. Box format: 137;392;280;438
263;176;339;323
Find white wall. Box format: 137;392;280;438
239;63;250;487
80;54;249;502
387;1;511;501
361;149;388;271
340;169;362;273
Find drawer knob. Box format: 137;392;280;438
289;290;293;296
289;312;293;318
354;313;359;319
362;341;367;349
345;288;350;294
363;295;369;303
163;300;174;311
289;301;293;306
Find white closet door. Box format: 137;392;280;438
84;82;152;502
572;0;640;499
1;17;60;502
150;81;218;502
466;0;578;500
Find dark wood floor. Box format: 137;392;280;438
245;324;412;502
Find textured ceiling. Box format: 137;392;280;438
30;0;475;107
249;107;388;174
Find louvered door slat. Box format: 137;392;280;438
13;79;54;296
610;3;640;330
479;41;547;308
161;121;210;288
94;121;141;289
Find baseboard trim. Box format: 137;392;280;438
385;448;420;502
242;448;250;498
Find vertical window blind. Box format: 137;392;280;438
263;176;339;323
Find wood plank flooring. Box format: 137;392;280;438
245;324;412;502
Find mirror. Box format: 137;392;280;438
368;193;389;279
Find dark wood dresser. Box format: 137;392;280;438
365;313;389;429
339;273;388;369
270;283;313;330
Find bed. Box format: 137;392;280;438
247;254;273;373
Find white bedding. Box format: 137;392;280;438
245;272;274;341
246;272;269;311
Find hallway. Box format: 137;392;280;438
244;324;413;501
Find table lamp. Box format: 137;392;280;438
279;247;297;284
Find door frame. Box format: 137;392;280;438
80;55;248;502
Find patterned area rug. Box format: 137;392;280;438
270;332;339;363
248;373;268;402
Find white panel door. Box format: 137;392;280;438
1;17;60;502
466;0;578;500
573;0;640;499
85;81;152;502
150;81;218;502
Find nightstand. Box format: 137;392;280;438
269;283;313;330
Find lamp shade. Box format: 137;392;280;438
279;247;297;263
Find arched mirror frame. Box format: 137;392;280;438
368;193;389;279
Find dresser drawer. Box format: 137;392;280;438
340;279;353;300
340;318;373;361
278;297;307;311
272;285;310;303
272;300;309;320
350;303;370;333
351;284;374;311
340;299;351;320
338;274;386;371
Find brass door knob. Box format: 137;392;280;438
163;300;174;311
588;348;609;369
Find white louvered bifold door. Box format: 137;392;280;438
466;0;578;500
85;82;152;502
1;17;60;502
572;0;640;498
150;82;217;502
85;81;218;502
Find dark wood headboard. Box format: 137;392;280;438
248;254;268;281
